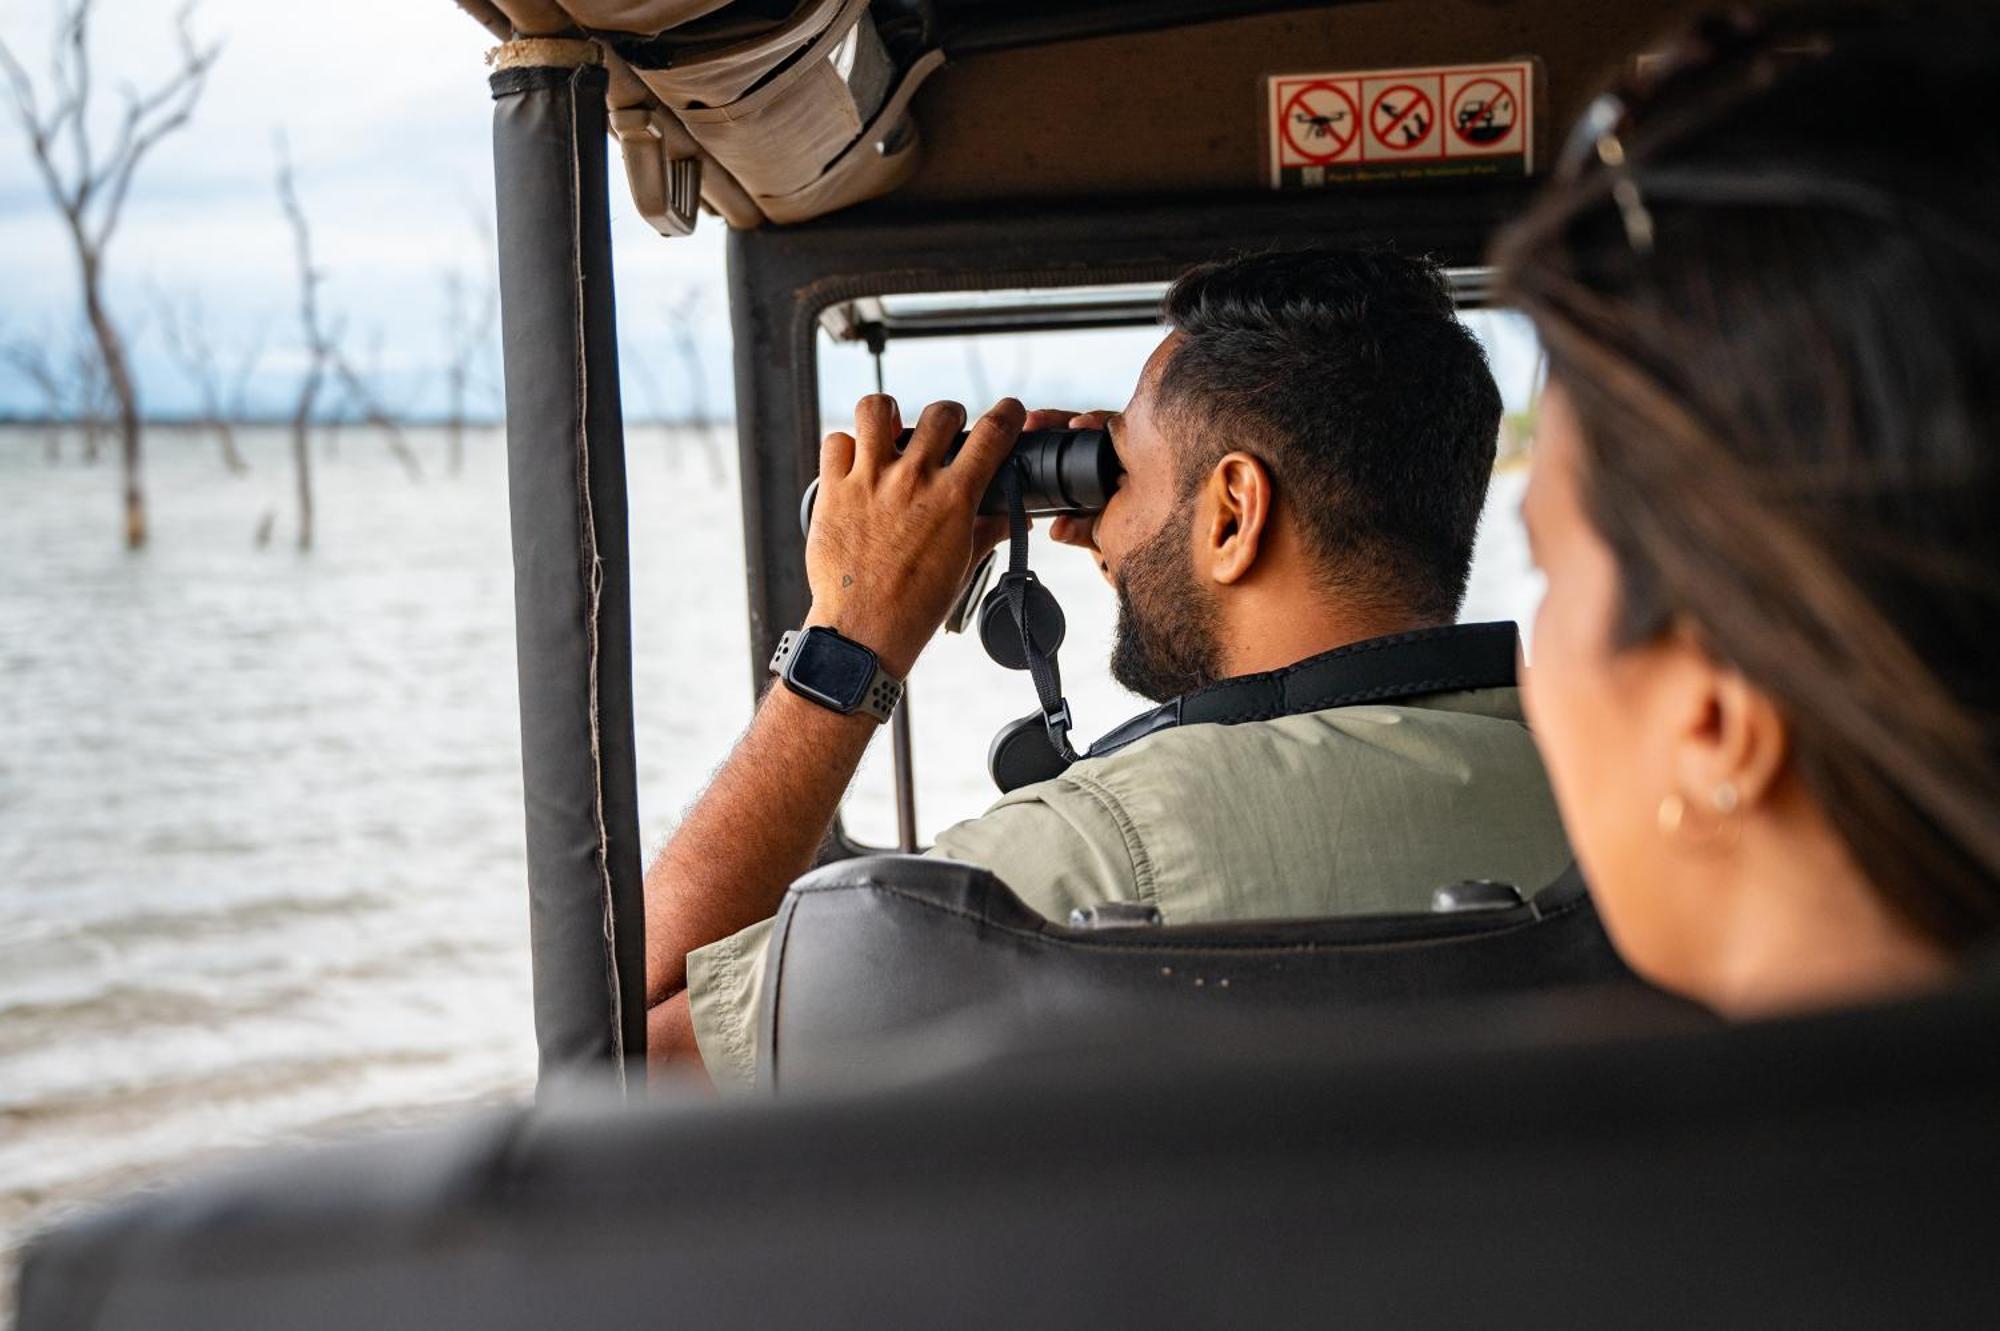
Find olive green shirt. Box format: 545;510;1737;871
687;685;1570;1091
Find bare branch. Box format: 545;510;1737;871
276;133;422;527
439;208;501;472
2;333;67;410
54;0;93;201
0;28;76;222
228;316;270;418
277;132;327;551
329;348;423;480
0;0;218;546
0;33;45;147
275;132;329;358
154;286;250;473
95;10;221;249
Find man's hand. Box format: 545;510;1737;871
803;394;1024;676
640;393;1029;1083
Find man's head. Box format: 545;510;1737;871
1079;248;1503;701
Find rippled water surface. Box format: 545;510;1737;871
0;423;1536;1297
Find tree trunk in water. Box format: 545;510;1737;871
81;265;147;548
214;419;249;474
291;369;319;551
292;415;315;550
121;442;145;548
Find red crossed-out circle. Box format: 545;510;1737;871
1450;78;1518;147
1281;81;1359;163
1368;83;1436;153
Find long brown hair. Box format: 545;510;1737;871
1494;4;2000;949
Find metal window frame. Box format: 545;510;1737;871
727;182;1532;709
816;266;1499;345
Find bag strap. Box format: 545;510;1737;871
1086;622;1521;761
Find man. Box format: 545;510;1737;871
646;249;1571;1090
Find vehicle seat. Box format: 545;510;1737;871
756;853;1650;1091
19;968;2000;1330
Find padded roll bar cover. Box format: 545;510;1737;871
18;975;2000;1330
756;854;1639;1092
491;62;649;1081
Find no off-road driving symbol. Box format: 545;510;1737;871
1369;83;1435;153
1451;78;1518;147
1281;81;1358;163
1269;61;1534;186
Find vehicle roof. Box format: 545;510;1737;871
457;1;1702;232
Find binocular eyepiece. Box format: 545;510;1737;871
798;427;1121;536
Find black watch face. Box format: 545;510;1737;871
790;629;875;711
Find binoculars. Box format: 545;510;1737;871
798;427;1121;536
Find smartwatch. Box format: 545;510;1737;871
769;626;904;723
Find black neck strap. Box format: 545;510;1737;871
1000;464;1078;764
1084;621;1522;762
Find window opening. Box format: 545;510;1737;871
829;312;1545;850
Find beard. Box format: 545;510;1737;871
1109;506;1225;703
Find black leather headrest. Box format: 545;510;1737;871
757;854;1643;1092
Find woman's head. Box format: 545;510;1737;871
1496;4;2000;1009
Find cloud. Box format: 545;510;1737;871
0;0;1541;425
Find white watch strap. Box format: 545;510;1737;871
769;629;903;723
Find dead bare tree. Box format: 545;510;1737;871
326;332;424;481
155;290;262;474
276;137;329;551
1;328;70;461
6;324;112;463
73;332;111;462
0;0;220;547
277;137;426;549
440;265;498;475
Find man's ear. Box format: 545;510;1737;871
1201;451;1273;586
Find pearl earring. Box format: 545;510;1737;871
1658;783;1743;847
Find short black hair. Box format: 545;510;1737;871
1158;248;1502;621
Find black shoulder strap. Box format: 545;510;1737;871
1086;622;1521;762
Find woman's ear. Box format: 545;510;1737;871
1664;620;1790;822
1202;451;1273;586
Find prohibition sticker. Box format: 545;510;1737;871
1369;83;1437;156
1277;80;1359;165
1268;59;1535;188
1450;77;1520;148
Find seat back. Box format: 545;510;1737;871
757;854;1646;1091
19;973;2000;1331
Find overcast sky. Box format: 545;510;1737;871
0;0;1539;423
0;0;745;421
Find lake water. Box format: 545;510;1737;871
0;422;1538;1297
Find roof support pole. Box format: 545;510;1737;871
725;226;816;701
490;46;646;1087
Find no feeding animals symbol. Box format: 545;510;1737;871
1370;83;1435;151
1283;81;1358;163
